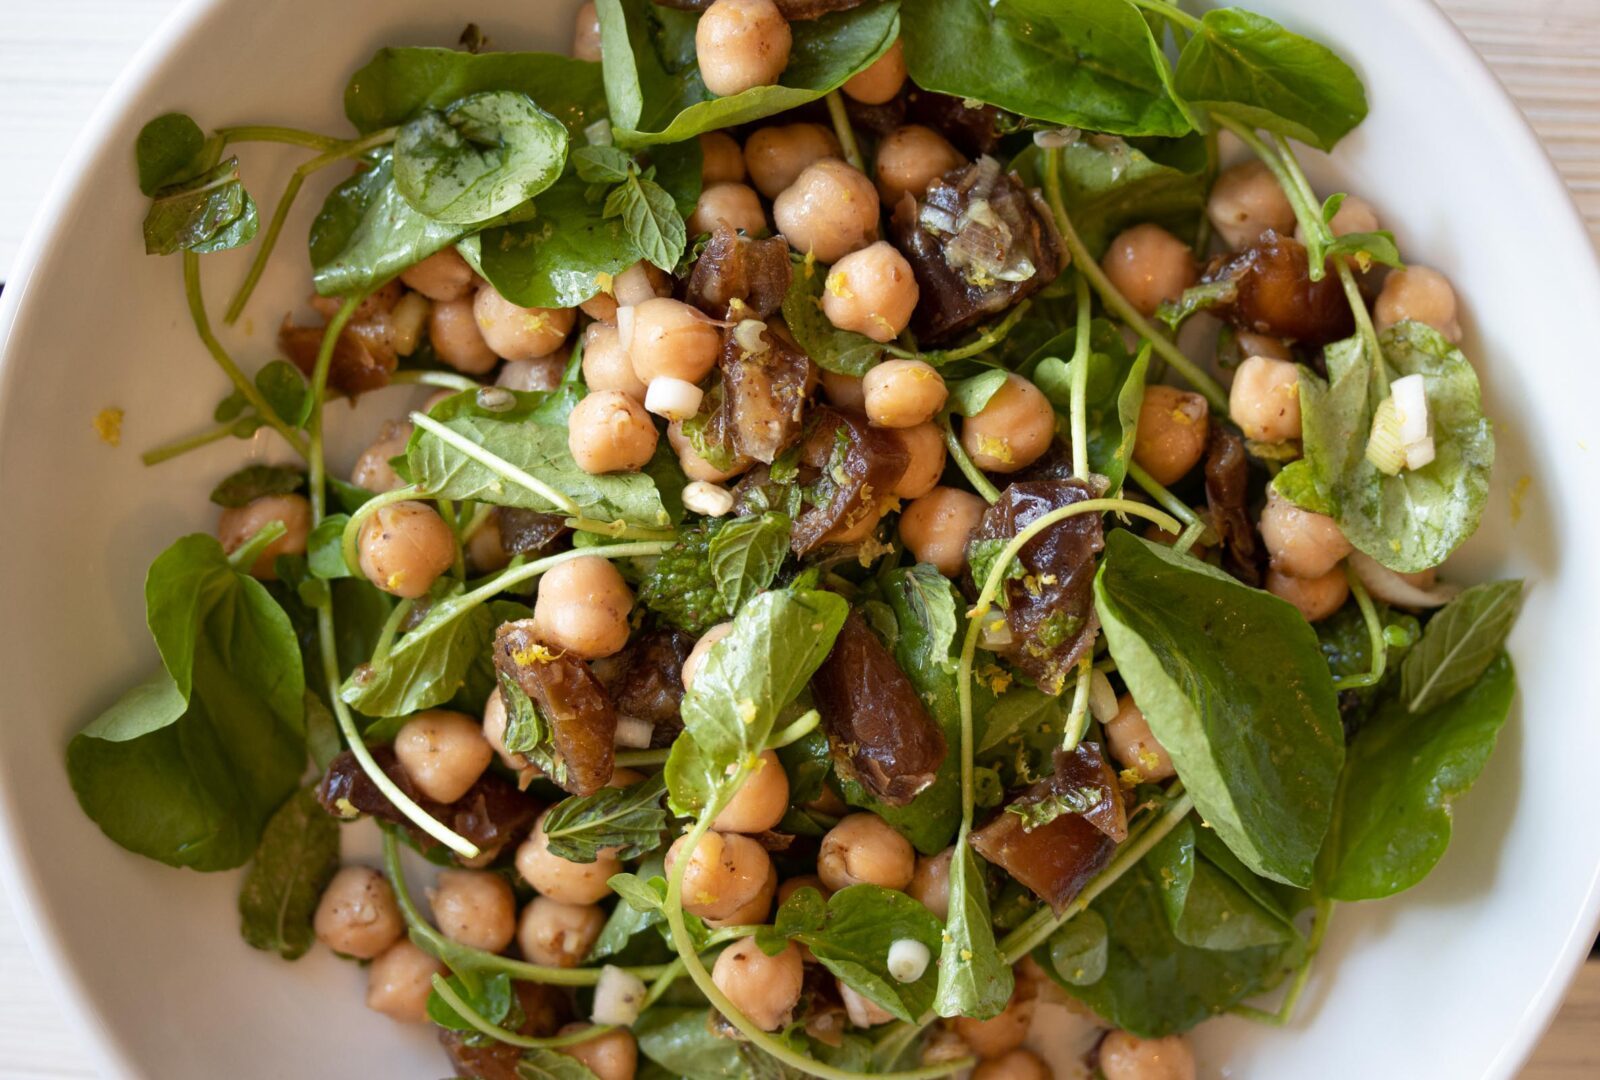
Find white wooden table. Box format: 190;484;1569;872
1;1;1597;1076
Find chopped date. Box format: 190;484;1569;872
439;981;571;1080
1204;426;1264;586
1200;231;1354;345
685;224;793;320
720;324;817;464
493;620;618;797
791;407;908;554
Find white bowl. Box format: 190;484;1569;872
1;0;1598;1077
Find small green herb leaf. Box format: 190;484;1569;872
427;970;513;1031
707;513;791;615
142;156;259;255
395;90;568;225
135;112;210;196
1046;908;1108;986
236;786;340;960
209;464;306;508
542;774;668;863
779;257;883;377
933;836;1014;1019
773;884;943;1022
516;1047;602;1080
1400;580;1523;714
604;173;687;273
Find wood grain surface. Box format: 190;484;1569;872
0;1;1596;1077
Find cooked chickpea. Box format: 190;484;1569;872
474;288;575;362
899;486;985;577
668;420;749;483
823;243;920;344
429;869;516;953
366;940;445;1023
533;555;634;659
394;710;494;804
582;322;647;401
843;37;906;104
217;493;310;580
959;373;1054;473
891;421;947;499
1133;384;1209;486
952;990;1034;1059
517;897;605;967
1259;490;1351;579
1102;224;1198;317
314;866;402;959
874;124;964;205
429;296;499;374
666;830;772;920
1100;1030;1196;1080
626;297;722;384
401;248;476;302
517;809;622;904
1375;265;1462;342
465;516;510;575
700;131;747;184
744;123;842;199
1267;565;1349;623
1229;355;1302;443
1104;694;1175;783
973;1049;1051;1080
560;1025;639;1080
712;938;804;1031
1236;330;1291;361
818;812;914;892
358;500;455;599
773;158;881;264
498;355;566;393
1207;160;1296;250
351;420;413;494
777;874;831;905
908;847;953;920
863;359;945;427
695;0;792;97
708;861;777;928
840;980;896;1028
568;390;659;475
689;181;768;236
572;1;602;61
819;369;867;411
713;750;790;833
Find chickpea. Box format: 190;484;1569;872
899;486;986;577
1104;694;1175;783
773;158;881;264
841;980;896;1028
314;866;402;959
533;555;634;659
891;421;947;499
862;359;945;427
1259;490;1351;579
567;390;659;475
823;243;920;344
668;420;749;483
560;1025;639;1080
498;355;566;393
1133;385;1209;486
581;322;647;402
1228;355;1302;443
665;829;772;920
777;874;831;906
474;288;576;362
818;813;914;892
518;809;622;904
1207;160;1296;250
429;297;499;374
627;297;722;384
695;0;792;97
1100;1030;1196;1080
908;847;953;920
843;37;906;104
517;897;605;968
1102;224;1198;317
572;0;602;61
429;869;516;953
744;123;842;200
713;749;789;833
1267;565;1349;623
358;500;456;599
365;940;445;1023
351;420;413;494
217;493;310;580
973;1049;1051;1080
466;516;510;575
874;124;964;205
400;248;476;302
819;369;867;412
688;181;767;237
951;990;1034;1059
1375;265;1462;343
700;131;747;184
707;861;777;928
394;710;494;804
959;373;1054;473
712;937;804;1031
1236;330;1290;361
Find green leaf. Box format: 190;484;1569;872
428;970;513;1031
1174;8;1368;151
597;0;900;146
606;173;687;273
340;594;495;717
573;144;634;183
1400;580;1523;714
516;1047;602;1080
773;884;943;1022
1146;820;1297;951
1047;908;1108;986
636;1007;750;1078
135;112;209;196
637;521;727;634
1028;323;1149;492
707;513;791;615
208;464;305;508
1155;280;1238;333
142;156;259;255
542;774;668;863
901;0;1190;137
394;90;568;225
1322;230;1403;271
779;257;883;376
1094;532;1343;887
306;515;353;580
946;369;1009;418
1320;653;1516;901
933;837;1014;1019
255;360;311;427
236;786;341;960
303;691;342;770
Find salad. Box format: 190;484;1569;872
69;0;1525;1077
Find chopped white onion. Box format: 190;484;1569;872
645;377;704;421
1349;552;1461;609
388;291;430;357
733;318;770;355
584;117;614;148
1089;669;1119;724
1404;436;1436;471
591;965;647;1026
682;480;735;517
615;304;636;355
979;610;1012;649
1391;374;1430;446
475;386;517;413
614;715;654;749
1032;127;1082;150
887;939;931;984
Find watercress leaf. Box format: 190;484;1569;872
208;464;306;508
256;359;312;427
303;690;342;770
428;970;514;1031
946;369;1010;418
933;837;1014;1019
1321;653;1516;901
608;173;687;273
778;257;882;376
1048;908;1108;986
213;389;249;424
590;856;669;961
902;0;1189;137
1155;280;1238;333
1146;819;1297;951
707;512;791;615
597;0;900;146
1028;325;1149;492
1174;8;1368;152
340;596;495;717
517;1049;602;1080
648;138;705;218
1322;230;1403;272
1400;580;1523;714
135;112;210;196
542;774;668;863
773;884;943;1022
573;144;634;184
142;156;259;255
1094;532;1343;887
236;786;340;960
394;90;568;225
636;1007;750;1078
306;515;354;580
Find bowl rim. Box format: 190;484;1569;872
0;0;1597;1077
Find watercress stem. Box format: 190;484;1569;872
226;519;287;573
436;499;467;580
824;91;865;173
430;975;618;1049
890;300;1032;364
216;124;342;152
1060;657;1094;751
940;413;1000;504
1126;0;1203;33
614;748;670;767
1337;259;1388;395
389;369;482;392
767;708;821;749
1127;462;1201;532
409;411;583;518
1333;565;1386;691
1069;273;1093;480
563;516;678;541
370;598;414;669
140;418;237;465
